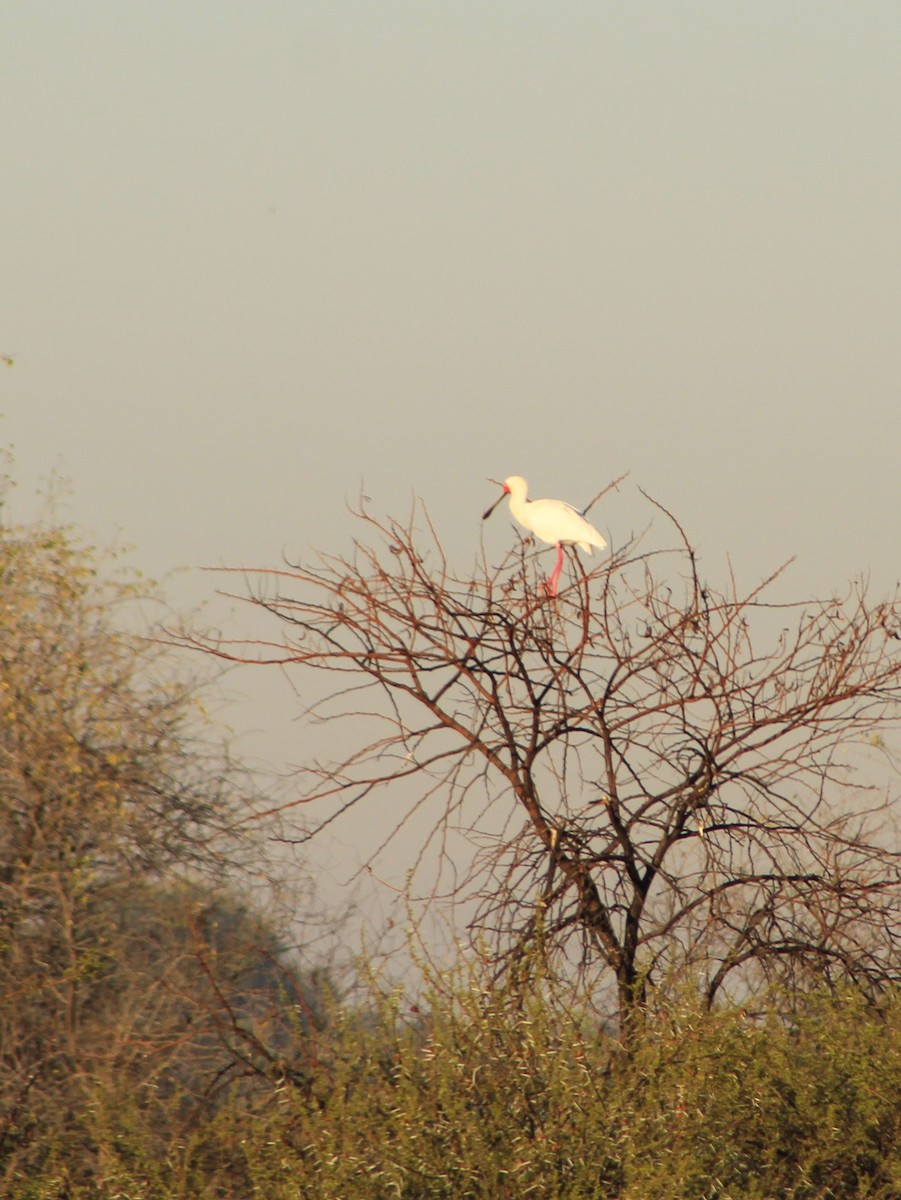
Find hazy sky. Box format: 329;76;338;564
3;4;901;902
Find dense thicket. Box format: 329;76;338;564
13;965;901;1200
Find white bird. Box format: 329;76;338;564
483;475;608;597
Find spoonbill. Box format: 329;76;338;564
483;475;607;597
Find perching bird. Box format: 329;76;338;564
483;475;607;597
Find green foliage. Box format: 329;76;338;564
273;978;901;1200
617;987;901;1199
19;962;901;1200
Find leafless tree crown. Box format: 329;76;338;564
185;495;901;1027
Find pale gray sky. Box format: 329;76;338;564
3;4;900;903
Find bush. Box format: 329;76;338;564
101;967;900;1200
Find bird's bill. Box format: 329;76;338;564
482;493;504;520
482;479;508;521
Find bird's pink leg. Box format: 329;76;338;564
545;543;564;597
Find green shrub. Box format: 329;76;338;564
10;965;901;1199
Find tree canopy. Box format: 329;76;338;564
0;511;326;1188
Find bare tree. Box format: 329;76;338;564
184;493;901;1036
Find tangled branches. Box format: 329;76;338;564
179;496;901;1032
